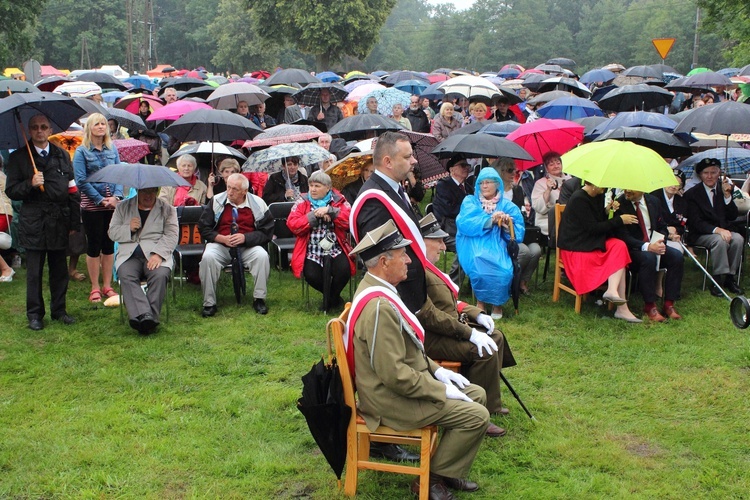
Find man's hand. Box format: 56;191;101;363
469;329;498;358
647;240;666;255
130;217;141;232
445;384;472;403
716;227;733;243
146;253;163;271
317;111;325;120
434;366;470;389
31;172;44;188
476;313;495;333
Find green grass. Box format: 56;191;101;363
2;228;750;498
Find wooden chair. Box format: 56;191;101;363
327;304;438;500
552;204;583;313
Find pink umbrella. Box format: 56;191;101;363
345;83;386;103
427;73;449;84
506;118;585;170
147;100;212;121
114;93;165;114
113;138;151;163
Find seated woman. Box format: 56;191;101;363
207;158;241;201
531;152;570;237
495;158;541;295
557;181;641;323
160;154;207;206
341;157;375;205
287;171;354;312
456;167;525;319
262;156;308;204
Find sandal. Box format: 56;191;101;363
89;289;102;303
102;287;118;298
69;271;86;282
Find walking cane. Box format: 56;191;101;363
499;371;536;421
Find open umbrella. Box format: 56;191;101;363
597;84;673;112
546;57;576;69
104;107;146;132
505;218;522;315
344;83;386;103
243;123;323;148
317;71;342;83
527;77;591;97
84;162;190;188
674;100;750;168
178;85;216;100
72;97;107;116
0;92;86;149
114;93;164;114
527;90;572;106
561;140;678;192
327;114;404;141
419;81;446;101
679;71;733;90
167;142;247;180
146;100;212;122
292;82;348;107
431;133;534;161
161;77;209;92
112;138;152;163
400;130;445;187
438;75;502;104
343;79;381;93
593;126;693;158
383;71;428;85
536;96;603;120
356;87;411;115
479;121;522;137
506;118;585;170
207;82;270;109
52;81;101;98
298;355;351;480
264;68;321;87
677;147;750;177
34;75;72;92
326;150;373;190
590;110;678;139
393;79;428;95
535;64;565;75
164;108;263;143
579;68;616;85
124;75;157;91
76;72;127;91
574;116;608;137
48;130;83;160
621;65;662;79
243;142;331;173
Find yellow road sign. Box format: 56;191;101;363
652;38;676;60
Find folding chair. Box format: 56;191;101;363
267;201;296;274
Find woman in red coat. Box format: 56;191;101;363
287;170;355;311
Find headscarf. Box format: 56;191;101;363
475;167;502;214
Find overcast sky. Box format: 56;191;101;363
427;0;477;10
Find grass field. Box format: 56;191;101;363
1;214;749;498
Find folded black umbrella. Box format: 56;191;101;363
229;208;246;304
507;220;522;315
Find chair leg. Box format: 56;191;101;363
574;294;582;314
542;246;552;282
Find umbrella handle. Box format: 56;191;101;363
498;216;516;241
16;110;45;193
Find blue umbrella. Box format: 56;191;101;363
123;75;157;91
371;70;389;78
357;87;412;115
536;96;604;121
497;68;521;79
343;79;380;93
419;81;446;101
478;121;522;137
717;68;741;77
101;91;129;104
85;163;190;188
678;148;750;177
394;79;427;95
590;111;678;139
317;71;342;83
579;68;616;84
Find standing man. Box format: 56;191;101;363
279;95;302;124
406;95;430;133
347;220;490;499
683;158;744;296
6;114;81;330
198;173;273;316
249;102;276;130
432;155;473;286
309;89;343;130
364;96;379;114
162;87;178;104
614;190;685;321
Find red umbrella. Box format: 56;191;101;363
506;118;585;170
114;93;164;114
427;73;449;84
146;100;212;122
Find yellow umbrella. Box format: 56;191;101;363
325;150;373;191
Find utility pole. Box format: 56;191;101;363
150;0;158;69
126;0;134;73
141;0;149;72
80;34;91;69
691;7;701;69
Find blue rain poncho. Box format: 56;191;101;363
456;167;525;306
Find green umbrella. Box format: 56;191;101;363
686;67;711;76
561;140;677;192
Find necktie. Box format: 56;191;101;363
40;150;48;158
397;185;411;210
459;183;466;194
710;188;716;208
634;202;649;242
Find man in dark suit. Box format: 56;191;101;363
433;155;473;286
614;190;685;321
683;158;744;296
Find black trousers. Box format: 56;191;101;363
303;253;351;303
26;249;69;320
630;245;684;303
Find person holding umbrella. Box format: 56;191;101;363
308;88;343;130
108;186;178;334
286;171;354;312
6;114;81;330
73;113;123;304
261;156;309;204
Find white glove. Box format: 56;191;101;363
434;366;470;389
476;313;495;333
445;383;472;403
469;328;498;358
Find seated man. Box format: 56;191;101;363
347;220;490;500
419;213;511;432
108;187;179;334
199;173;273;316
614;190;685;321
683;158;744;296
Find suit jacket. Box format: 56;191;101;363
683;182;739;244
355;173;426;312
650;188;687;236
432;175;474;231
108;197;179;270
282;105;304;124
613;193;668;252
424;269;482;343
352;273;447;432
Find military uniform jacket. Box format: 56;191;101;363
424;268;484;344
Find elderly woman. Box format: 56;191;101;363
494;158;541;295
457;167;525;319
73;113;123;303
557;181;641;323
531;152;571;236
160;154;207;206
262;156;308;204
431;102;462;142
391;103;412;130
341;157;375;205
286;171;354;311
207;157;241;201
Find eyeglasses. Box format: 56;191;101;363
504;168;517;174
30;124;50;131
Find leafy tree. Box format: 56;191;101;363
698;0;750;65
251;0;398;71
154;0;220;70
0;0;47;67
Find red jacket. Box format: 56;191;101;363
286;190;356;278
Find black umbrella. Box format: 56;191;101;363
597;84;673;112
0;79;40;97
104;106;146;131
546;57;577;68
327;114;404;140
531;77;591;98
383;71;429;85
229;207;246;304
449;121;486;136
649;64;680;77
674;100;750;136
431;133;534;161
621;65;662;79
574;116;608;138
292;82;349;107
0;92;86;149
161;77;209;92
298;356;351;479
535;64;565;75
76;72;128;91
73;97;107;116
506;219;522;315
593;126;692;158
84;163;191;188
178;85;216;100
264;68;321;87
35;75;72;92
680;71;733;89
164;108;263;143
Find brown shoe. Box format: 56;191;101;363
645;307;666;323
663;306;682;320
485;422;507;437
442;476;480;492
410;477;455;500
492;407;510;416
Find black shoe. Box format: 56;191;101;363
369;443;420;462
139;313;159;334
710;285;724;297
28;319;44;331
52;314;76;325
253;298;268;315
725;278;744;295
129;317;142;331
202;305;217;317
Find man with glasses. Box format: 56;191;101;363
405;95;430;133
6;114;81;330
684;158;744;296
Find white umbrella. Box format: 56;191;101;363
207;82;270;110
438;75;500;101
53;81;103;99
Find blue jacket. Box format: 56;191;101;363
73;144;123;205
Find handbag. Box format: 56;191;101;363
0;213;11;250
